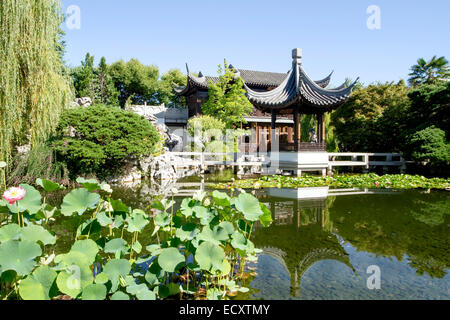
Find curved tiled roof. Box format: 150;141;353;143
175;53;358;111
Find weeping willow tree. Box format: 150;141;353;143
0;0;73;185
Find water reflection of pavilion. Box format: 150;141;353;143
253;188;356;297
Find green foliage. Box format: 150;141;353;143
71;54;120;106
202;63;253;128
213;174;450;190
158;69;187;107
407;81;450;136
109;59;160;107
51;105;161;178
405;126;450;167
0;177;271;300
187;116;226;138
6;143;69;187
0;0;73;177
408;56;450;86
332;81;411;152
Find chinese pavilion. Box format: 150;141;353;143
175;48;358;152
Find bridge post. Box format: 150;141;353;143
364;154;370;173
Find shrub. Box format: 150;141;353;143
51;105;161;178
406;126;450;167
187;115;226;138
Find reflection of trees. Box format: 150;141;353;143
330;191;450;278
253;196;354;297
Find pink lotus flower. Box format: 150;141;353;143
2;187;26;205
375;182;380;187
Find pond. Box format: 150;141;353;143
107;171;449;300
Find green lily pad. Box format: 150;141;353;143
96;211;113;227
0;240;42;276
110;199;129;213
103;259;131;293
207;288;223;300
175;223;199;241
61;188;100;216
7;184;42;214
0;224;21;243
212;191;231;207
126;283;156;300
104;239;129;256
82;283;107;300
197;225;229;245
259;203;273;227
21;225;56;246
19;265;57;300
95;272;109;284
76;177;101;192
195;241;225;273
132;240;142;254
36;178;64;192
110;291;130;300
218;221;235;235
234;192;263;222
127;212;149;233
55;251;94;298
180;198;194;218
154;211;170;227
70;239;99;264
231;231;248;252
158;248;185;273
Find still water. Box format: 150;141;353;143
111;172;449;300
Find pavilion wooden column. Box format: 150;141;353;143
293;108;300;152
270;110;277;152
317;113;326;143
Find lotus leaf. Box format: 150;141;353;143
0;224;21;243
175;223;199;241
126;283;156;300
0;240;41;276
195;241;225;273
110;291;130;300
103;259;131;293
158;248;185;273
104;238;129;256
21;225;56;246
70;239;99;264
61;188;100;216
7;184;42;214
212;191;231;207
82;283;107;300
36;178;64;192
19;266;57;300
234;192;263;222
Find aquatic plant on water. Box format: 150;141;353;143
212;174;450;191
0;178;272;300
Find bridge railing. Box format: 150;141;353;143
328;153;406;169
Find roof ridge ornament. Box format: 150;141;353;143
292;48;302;66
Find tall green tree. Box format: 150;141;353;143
331;81;410;152
109;59;160;107
408;56;450;86
97;57;119;105
407;81;450;136
158;69;187;107
0;0;73;175
202;62;253;128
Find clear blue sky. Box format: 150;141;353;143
61;0;450;86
